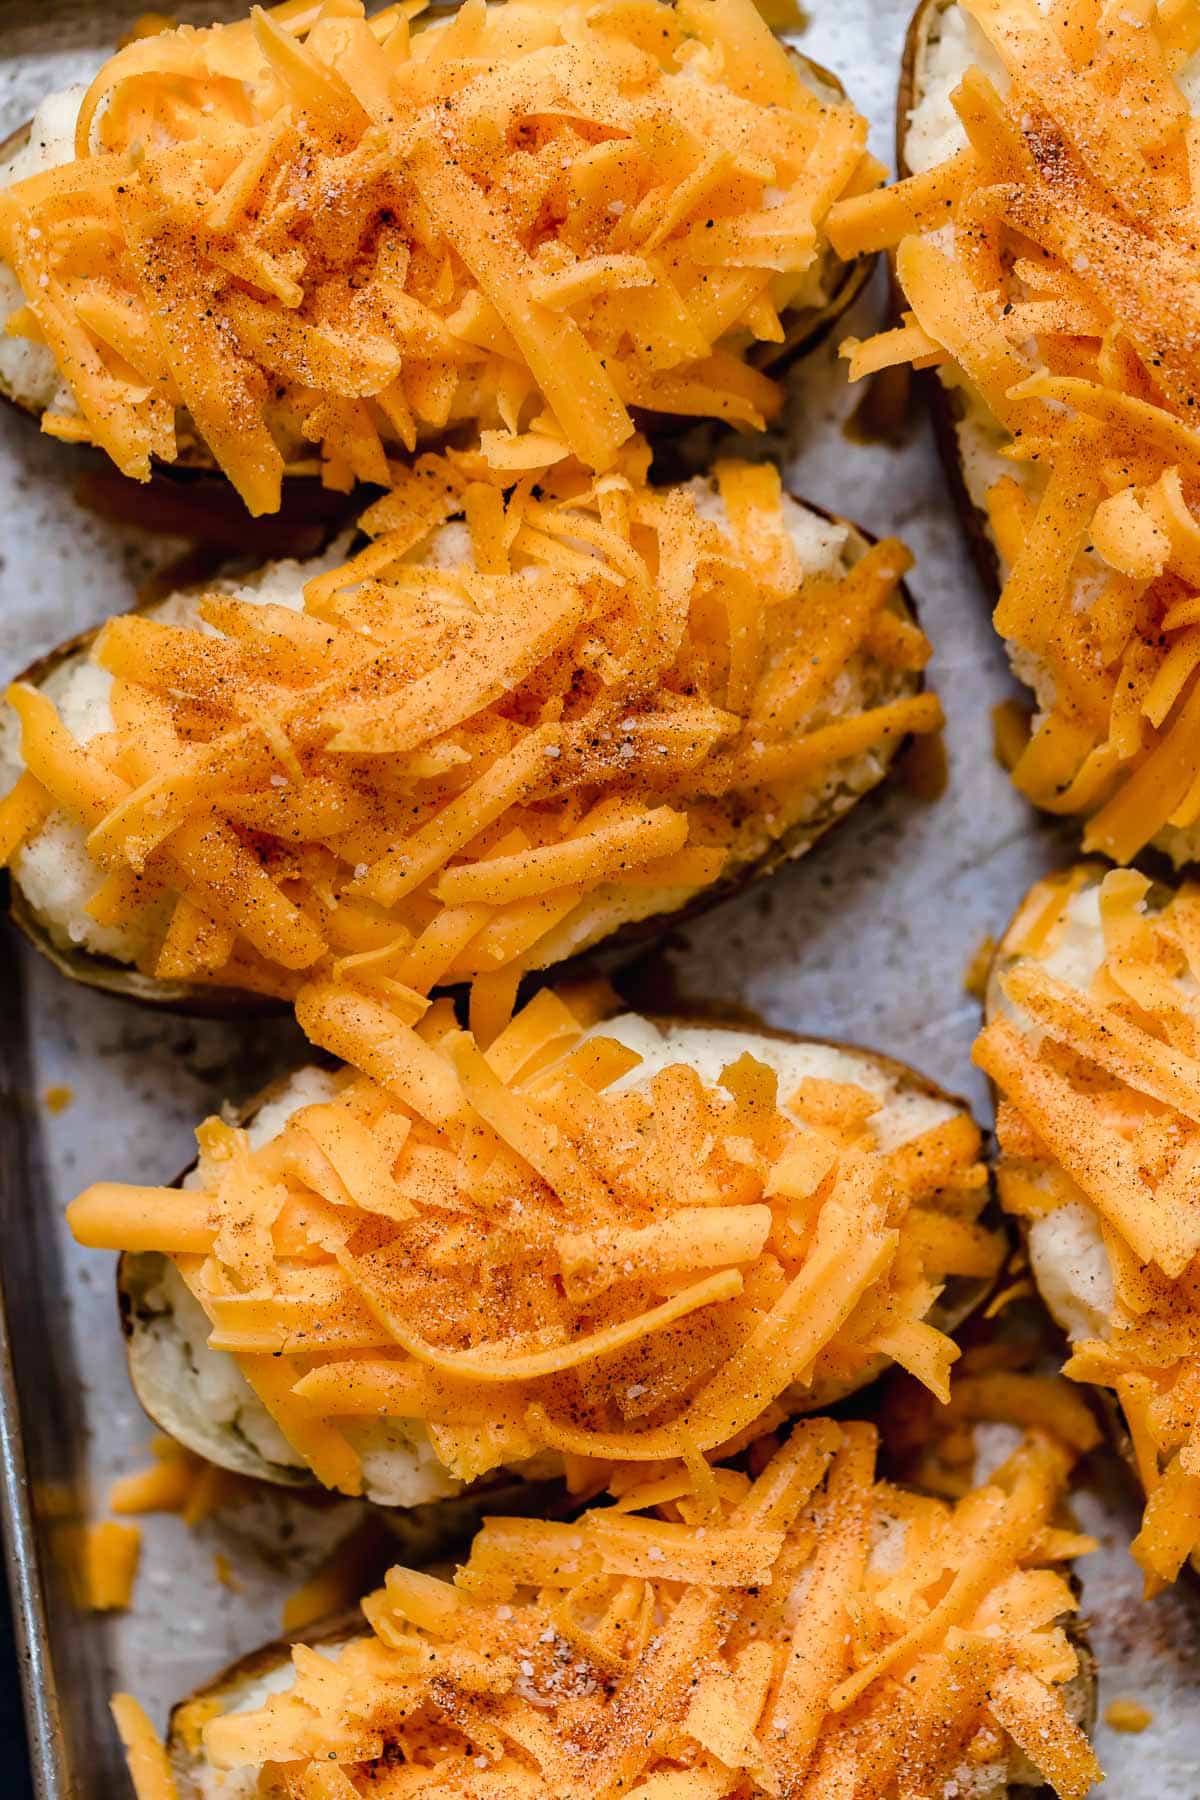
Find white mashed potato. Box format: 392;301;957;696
4;485;903;974
184;1654;334;1800
993;882;1120;1350
0;84;86;411
0;541;349;969
140;1018;955;1508
593;1012;955;1148
134;1061;464;1508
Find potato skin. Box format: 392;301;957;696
118;1018;999;1495
895;0;1004;606
0;53;873;443
983;903;1200;1576
164;1566;1096;1800
4;504;929;1017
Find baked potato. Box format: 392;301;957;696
978;861;1200;1588
0;0;878;514
69;990;1003;1504
144;1417;1100;1800
829;0;1200;869
0;449;941;1016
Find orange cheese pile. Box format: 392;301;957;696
162;1421;1098;1800
72;1520;142;1612
0;0;878;513
829;0;1200;863
977;862;1200;1587
68;984;999;1494
0;449;938;1005
112;1695;179;1800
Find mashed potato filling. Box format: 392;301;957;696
70;985;999;1500
0;447;939;1006
0;0;878;513
158;1419;1097;1800
828;0;1200;866
979;863;1200;1587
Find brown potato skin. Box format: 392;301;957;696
118;1014;1000;1493
895;0;1004;605
3;501;930;1017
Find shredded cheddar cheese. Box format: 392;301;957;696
112;1694;179;1800
1105;1697;1153;1734
109;1433;252;1520
165;1421;1098;1800
0;0;877;511
68;985;998;1491
78;1520;142;1611
831;0;1200;864
1;448;938;1002
978;861;1200;1587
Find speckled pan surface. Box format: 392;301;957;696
0;2;1198;1797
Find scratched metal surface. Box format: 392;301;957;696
0;1;1198;1795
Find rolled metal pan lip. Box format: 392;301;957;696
5;496;930;1016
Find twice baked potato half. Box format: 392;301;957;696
0;0;879;514
0;448;941;1016
143;1418;1100;1800
978;862;1200;1588
829;0;1200;868
69;986;1003;1505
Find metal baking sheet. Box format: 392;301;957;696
0;1;1198;1794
